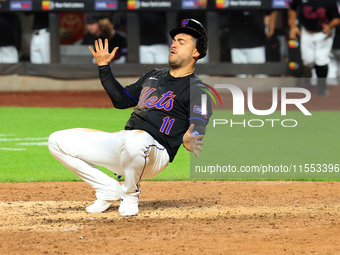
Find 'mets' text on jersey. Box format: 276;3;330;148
98;66;212;162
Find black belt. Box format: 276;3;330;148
34;28;49;35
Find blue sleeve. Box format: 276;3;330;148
188;82;213;135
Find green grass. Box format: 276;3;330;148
0;107;338;182
0;107;189;182
191;110;340;180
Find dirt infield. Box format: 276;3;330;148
1;181;340;254
0;87;340;254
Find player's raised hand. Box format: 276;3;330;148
183;124;204;158
88;38;119;66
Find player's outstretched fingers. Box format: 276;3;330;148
193;140;204;158
94;39;99;52
196;145;203;152
98;38;104;50
104;38;109;50
111;47;119;58
88;45;95;56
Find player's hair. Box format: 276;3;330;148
191;37;197;46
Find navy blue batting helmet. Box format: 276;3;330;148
169;19;208;59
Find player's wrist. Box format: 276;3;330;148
98;64;110;69
326;23;334;30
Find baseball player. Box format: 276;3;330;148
48;19;212;216
288;0;340;96
30;13;50;64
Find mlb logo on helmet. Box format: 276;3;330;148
181;19;189;27
170;18;208;59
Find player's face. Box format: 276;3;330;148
169;33;198;69
87;22;100;36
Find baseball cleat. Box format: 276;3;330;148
119;196;139;216
86;200;114;213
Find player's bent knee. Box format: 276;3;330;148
48;130;70;154
48;131;63;154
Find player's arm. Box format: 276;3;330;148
288;8;300;40
89;38;138;109
322;18;340;34
323;3;340;34
183;84;213;157
265;11;277;38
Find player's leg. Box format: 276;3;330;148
315;30;334;67
247;46;266;77
327;50;338;85
40;29;51;63
48;128;125;212
231;48;248;77
314;64;328;96
0;46;18;63
300;28;319;88
247;46;266;64
300;27;316;67
30;32;42;64
153;44;170;64
139;45;154;64
118;130;169;216
314;30;335;96
231;48;247;63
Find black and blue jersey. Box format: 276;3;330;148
99;65;212;162
290;0;340;32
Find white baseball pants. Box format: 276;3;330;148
231;46;266;77
300;27;335;67
0;46;19;63
231;46;266;64
30;28;50;64
48;128;169;201
139;44;169;64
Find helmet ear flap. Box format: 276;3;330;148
196;37;208;59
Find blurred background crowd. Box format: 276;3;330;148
0;3;339;83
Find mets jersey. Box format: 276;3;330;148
99;65;212;162
290;0;340;32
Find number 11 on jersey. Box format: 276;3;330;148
160;116;175;135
